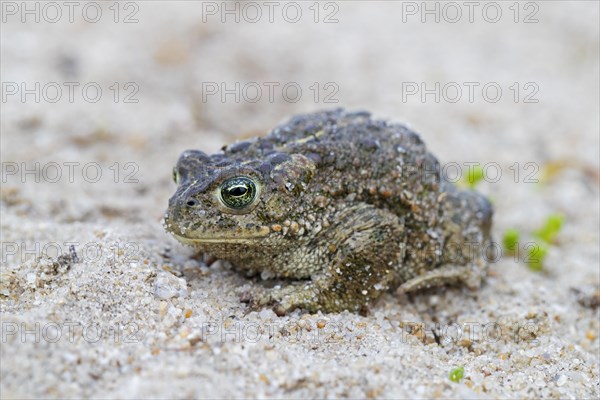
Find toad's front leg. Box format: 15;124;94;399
247;205;405;315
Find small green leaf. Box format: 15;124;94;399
464;166;485;189
533;213;564;243
449;366;464;383
502;229;520;253
525;241;548;272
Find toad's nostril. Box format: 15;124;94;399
186;199;197;207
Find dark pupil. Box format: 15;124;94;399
229;186;247;197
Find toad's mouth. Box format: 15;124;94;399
170;225;271;245
172;234;263;244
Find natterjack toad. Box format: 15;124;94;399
164;109;493;314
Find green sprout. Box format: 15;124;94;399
504;214;564;272
463;165;485;189
525;241;548;272
502;228;520;254
533;213;564;244
449;366;464;383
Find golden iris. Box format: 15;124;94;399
220;177;257;209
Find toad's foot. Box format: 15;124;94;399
398;261;486;294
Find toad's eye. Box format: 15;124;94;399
219;177;257;210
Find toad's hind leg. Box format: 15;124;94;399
398;261;486;294
248;205;405;315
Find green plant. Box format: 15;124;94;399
502;228;520;254
525;241;548;272
533;213;564;244
449;366;464;383
464;165;485;189
505;214;564;272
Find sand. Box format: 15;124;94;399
1;1;599;398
